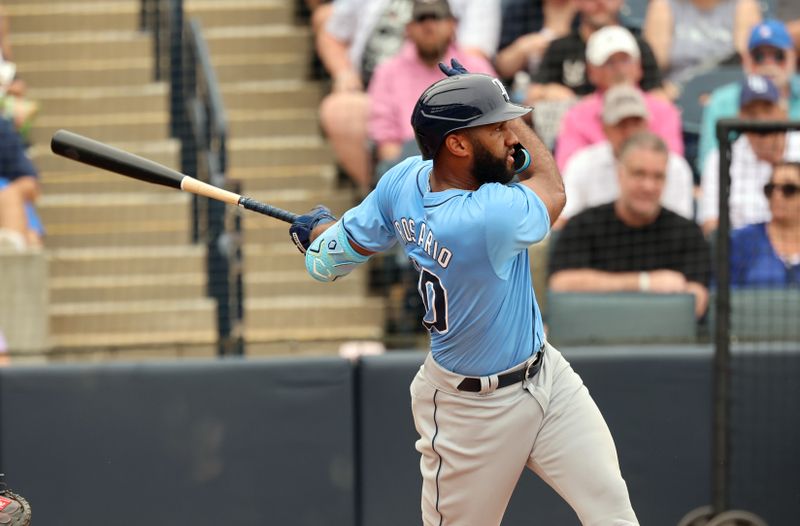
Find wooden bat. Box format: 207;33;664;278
50;129;298;223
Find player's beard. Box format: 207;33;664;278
471;140;515;185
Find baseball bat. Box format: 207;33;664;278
50;129;298;223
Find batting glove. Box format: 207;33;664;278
289;205;336;254
438;58;469;77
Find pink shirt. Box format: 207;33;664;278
368;41;496;146
554;90;684;171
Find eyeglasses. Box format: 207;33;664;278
752;48;787;64
413;14;446;23
764;182;800;198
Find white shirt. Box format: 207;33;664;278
561;141;695;220
700;132;800;229
326;0;501;74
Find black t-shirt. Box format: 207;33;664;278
534;29;663;95
549;203;711;285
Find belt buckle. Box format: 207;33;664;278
525;350;542;379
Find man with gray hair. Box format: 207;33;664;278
555;86;694;229
549;131;711;319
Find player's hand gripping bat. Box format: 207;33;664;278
50;129;298;223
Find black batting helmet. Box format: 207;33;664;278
411;73;532;160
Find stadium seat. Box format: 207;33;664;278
620;0;649;31
677;66;745;135
545;291;697;345
708;289;800;342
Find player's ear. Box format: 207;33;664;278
443;132;471;158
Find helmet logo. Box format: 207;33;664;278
492;78;510;103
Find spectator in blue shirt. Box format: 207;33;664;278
730;161;800;287
698;19;800;171
0;116;41;249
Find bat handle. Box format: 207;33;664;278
238;197;298;224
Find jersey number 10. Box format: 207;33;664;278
418;268;449;334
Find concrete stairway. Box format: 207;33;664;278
7;0;384;357
7;0;216;357
184;0;386;352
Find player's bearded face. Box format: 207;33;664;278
471;138;515;185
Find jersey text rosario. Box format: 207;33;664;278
393;217;453;269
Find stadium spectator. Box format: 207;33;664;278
700;75;800;234
642;0;761;98
730;161;800;286
553;25;683;171
494;0;578;80
698;19;800;171
549;132;711;318
555;89;694;229
0;5;36;142
0;117;42;249
368;3;496;178
528;0;663;103
317;0;501;192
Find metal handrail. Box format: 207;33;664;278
141;0;242;356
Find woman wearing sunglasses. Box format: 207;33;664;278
730;161;800;286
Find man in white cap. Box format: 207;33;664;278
554;25;683;171
529;0;663;103
555;84;694;229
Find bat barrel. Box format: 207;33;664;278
51;129;185;189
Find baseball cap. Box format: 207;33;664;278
739;75;780;107
748;19;792;51
412;0;453;20
602;84;649;125
586;26;640;66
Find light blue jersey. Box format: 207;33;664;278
342;156;550;376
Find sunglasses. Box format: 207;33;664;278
752;48;786;64
414;13;446;23
764;182;800;198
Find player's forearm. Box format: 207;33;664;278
549;269;640;292
310;220;373;256
510;118;565;223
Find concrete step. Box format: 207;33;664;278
31;112;170;145
38;192;191;225
205;25;311;56
228;108;319;138
230;164;336;193
214;53;310;82
244;243;309;272
186;0;293;28
50;273;207;303
228;136;334;168
39;171;175;195
32;139;180;174
50;298;218;348
17;57;153;88
244;296;384;341
49;245;207;278
45;226;191;249
245;269;367;298
5;2;140;33
39;193;193;248
221;80;323;111
10;30;151;62
29;84;168;117
3;0;117;4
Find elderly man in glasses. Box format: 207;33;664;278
700;74;800;235
698;19;800;172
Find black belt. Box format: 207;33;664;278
457;349;544;393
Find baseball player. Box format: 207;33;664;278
290;60;638;525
